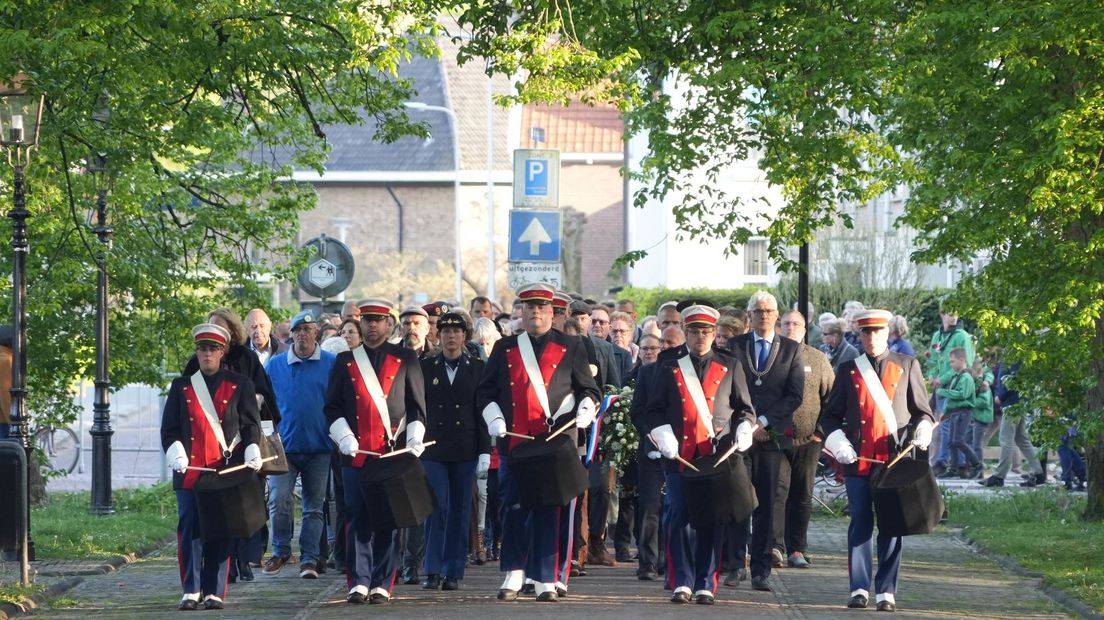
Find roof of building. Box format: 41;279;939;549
260;55;456;174
521;103;624;153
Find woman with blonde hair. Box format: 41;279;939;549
887;315;916;356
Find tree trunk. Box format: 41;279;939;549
29;458;49;507
1084;315;1104;520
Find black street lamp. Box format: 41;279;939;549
87;150;114;515
0;74;44;581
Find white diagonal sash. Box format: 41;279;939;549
518;332;553;419
677;355;715;439
352;346;399;442
854;355;899;443
189;371;240;454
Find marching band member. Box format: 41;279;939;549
475;283;600;602
161;323;263;610
820;309;935;612
324;298;428;605
644;305;756;605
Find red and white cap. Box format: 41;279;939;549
681;305;720;327
854;309;892;330
192;323;230;347
552;291;572;311
357;298;394;318
516;283;555;305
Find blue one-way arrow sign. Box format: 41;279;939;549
509;210;561;263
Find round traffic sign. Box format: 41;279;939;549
297;235;355;298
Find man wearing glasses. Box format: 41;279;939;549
727;291;805;593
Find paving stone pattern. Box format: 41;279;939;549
17;516;1070;620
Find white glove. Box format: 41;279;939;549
483;402;507;438
649;424;679;460
329;418;359;456
244;443;262;471
825;429;858;465
166;440;188;473
575;397;597;428
487;417;507;438
647;451;662;460
911;419;934;450
405;421;426;457
735;421;754;452
477;453;491;476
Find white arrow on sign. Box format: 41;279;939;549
518;217;552;255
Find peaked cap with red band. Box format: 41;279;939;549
854;309;892;331
552;291;572;311
516;282;555;305
357;298;394;318
192;323;230;347
680;304;720;327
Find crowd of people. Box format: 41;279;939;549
159;286;1089;612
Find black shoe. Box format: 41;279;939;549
237;559;254;582
615;550;633;563
723;567;748;587
401;569;419;585
877;600;896;612
368;593;390;605
556;585;567;598
751;576;772;592
848;594;869;608
695;593;715;605
496;589;518;601
520;583;536;595
422;575;441;590
936;467;959;479
346;591;367;604
442;577;459;591
966;463;984;479
980;475;1004;487
670;591;691;604
1019;475;1038;488
637;570;658;581
202;597;223;610
931;463;947;477
535;591;557;602
178;598;198;611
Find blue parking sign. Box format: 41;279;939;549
524;159;549;197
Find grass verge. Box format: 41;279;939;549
945;488;1104;614
31;483;176;560
0;583;45;605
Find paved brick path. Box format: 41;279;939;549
15;515;1071;620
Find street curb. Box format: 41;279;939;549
954;530;1102;620
0;536;174;620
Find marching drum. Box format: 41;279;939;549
870;458;944;537
193;469;267;540
359;453;437;532
507;433;589;509
681;452;757;529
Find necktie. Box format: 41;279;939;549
757;339;768;372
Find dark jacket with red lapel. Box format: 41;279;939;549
420;353;490;462
475;328;600;456
160;369;261;490
644;348;756;473
821;351;934;476
729;332;805;450
324;341;427;468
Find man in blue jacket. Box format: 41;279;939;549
263;310;337;579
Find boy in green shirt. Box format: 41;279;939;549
935;347;981;479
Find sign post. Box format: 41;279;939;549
511;149;563;291
297;234;355;311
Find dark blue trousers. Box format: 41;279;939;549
498;460;572;584
423;459;477;579
664;472;722;593
845;475;902;595
175;490;231;599
342;467;399;592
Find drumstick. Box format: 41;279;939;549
356;449;382;457
219;455;278;475
886;421;941;470
645;434;699;472
379;441;438;459
714;423;760;465
545;418;575;441
858;457;885;464
185;465;217;472
503;431;534;440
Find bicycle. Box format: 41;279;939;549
32;424;80;474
